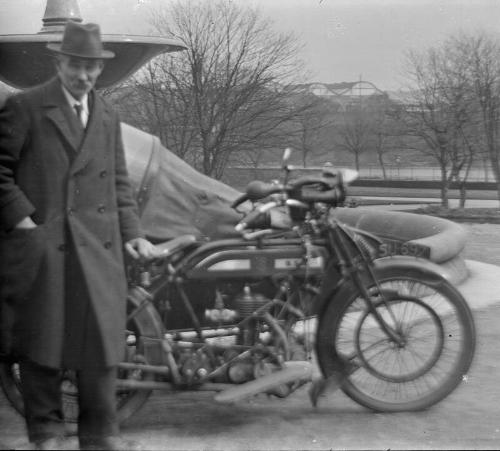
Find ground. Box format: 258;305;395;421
462;223;500;266
1;222;500;450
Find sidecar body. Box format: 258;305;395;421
121;123;242;242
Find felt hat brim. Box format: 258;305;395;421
47;42;115;59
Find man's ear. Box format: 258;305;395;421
53;55;62;71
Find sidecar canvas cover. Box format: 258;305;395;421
121;123;242;242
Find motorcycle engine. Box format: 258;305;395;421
205;283;272;323
174;280;290;386
235;285;270;318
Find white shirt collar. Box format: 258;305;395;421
61;84;89;115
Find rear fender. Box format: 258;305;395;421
127;287;166;366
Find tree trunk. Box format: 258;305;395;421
377;152;387;179
440;166;449;208
458;183;467;208
440;184;449;208
488;147;500;208
483;158;490;182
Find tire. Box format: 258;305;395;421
316;266;476;412
0;288;164;423
0;362;80;421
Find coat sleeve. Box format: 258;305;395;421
113;113;144;243
0;95;36;231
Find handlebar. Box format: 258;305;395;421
234;198;308;234
233;176;339;206
233;164;356;235
234;201;280;232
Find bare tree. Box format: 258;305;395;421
126;0;310;179
366;95;400;179
287;93;337;167
399;39;479;207
459;33;500;205
333;105;373;171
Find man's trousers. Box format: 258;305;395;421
19;360;119;443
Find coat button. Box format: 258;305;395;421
100;170;108;178
97;205;106;213
68;207;75;215
58;244;67;252
104;241;112;249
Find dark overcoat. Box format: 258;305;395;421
0;77;141;368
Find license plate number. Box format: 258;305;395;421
378;239;430;259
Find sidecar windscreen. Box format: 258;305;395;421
121;123;242;242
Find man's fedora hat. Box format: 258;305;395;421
47;21;115;59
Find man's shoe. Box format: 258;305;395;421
34;436;77;450
79;436;143;451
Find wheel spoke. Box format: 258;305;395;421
316;273;475;412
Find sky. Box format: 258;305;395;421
1;0;500;91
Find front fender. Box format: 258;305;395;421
372;255;456;283
312;255;454;316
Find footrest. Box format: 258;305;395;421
214;361;313;404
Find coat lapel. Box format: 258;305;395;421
43;78;83;152
70;91;112;175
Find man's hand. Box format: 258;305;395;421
14;217;37;229
125;237;158;260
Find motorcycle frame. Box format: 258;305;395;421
120;235;326;390
121;201;454;392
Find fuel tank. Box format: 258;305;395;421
179;238;327;280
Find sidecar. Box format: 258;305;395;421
121;123;243;242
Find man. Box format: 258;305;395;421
0;21;156;450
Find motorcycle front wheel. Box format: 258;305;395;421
316;266;476;412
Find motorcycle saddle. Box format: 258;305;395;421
153;234;198;260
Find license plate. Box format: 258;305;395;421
378;239;431;259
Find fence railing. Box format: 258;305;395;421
226;165;495;183
356;166;494;182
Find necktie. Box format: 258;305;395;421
74;103;84;127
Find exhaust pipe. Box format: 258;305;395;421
116;378;233;392
213;361;313;404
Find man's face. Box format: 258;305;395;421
56;55;104;100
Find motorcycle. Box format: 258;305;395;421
0;149;476;423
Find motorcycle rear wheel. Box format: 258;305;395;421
316;267;476;412
0;290;163;423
